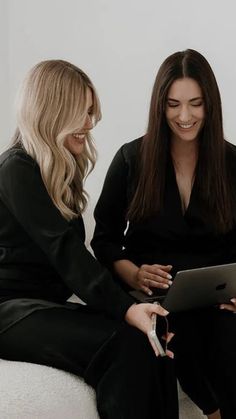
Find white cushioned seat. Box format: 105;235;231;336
0;359;99;419
0;358;206;419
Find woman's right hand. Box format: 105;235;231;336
113;260;173;296
124;303;174;358
135;264;173;295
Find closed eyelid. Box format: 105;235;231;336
167;97;203;105
190;101;203;106
167;101;179;107
167;99;179;104
167;102;203;109
191;103;203;107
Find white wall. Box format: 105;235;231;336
0;0;9;144
1;0;236;241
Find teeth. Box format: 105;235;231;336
178;123;194;129
72;133;85;140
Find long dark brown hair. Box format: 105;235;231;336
127;49;235;233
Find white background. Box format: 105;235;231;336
1;0;236;241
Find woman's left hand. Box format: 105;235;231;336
220;298;236;312
125;303;174;358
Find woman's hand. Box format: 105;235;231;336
135;264;173;295
113;259;173;295
125;303;174;358
220;298;236;313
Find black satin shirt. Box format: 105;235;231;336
92;137;236;281
0;146;134;332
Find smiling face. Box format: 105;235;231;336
165;77;205;144
64;88;93;157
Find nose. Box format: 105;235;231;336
83;114;93;131
178;105;191;122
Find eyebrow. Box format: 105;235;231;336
167;96;203;102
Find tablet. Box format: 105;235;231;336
129;262;236;313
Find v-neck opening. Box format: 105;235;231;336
168;156;196;218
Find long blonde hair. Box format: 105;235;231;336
11;59;101;220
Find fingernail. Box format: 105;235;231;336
148;290;153;296
220;305;224;309
231;298;236;303
163;309;169;315
168;280;173;285
167;274;172;279
163;284;169;289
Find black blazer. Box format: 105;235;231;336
0;146;134;333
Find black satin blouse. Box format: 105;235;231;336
0;146;134;333
92;137;236;281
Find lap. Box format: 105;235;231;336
0;304;120;376
170;307;236;354
0;302;179;419
168;307;236;413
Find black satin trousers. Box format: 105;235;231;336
0;304;178;419
170;307;236;418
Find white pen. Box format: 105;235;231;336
150;302;166;357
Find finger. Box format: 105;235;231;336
230;298;236;306
145;278;171;289
167;332;175;343
162;332;175;344
153;264;173;271
166;349;174;359
141;277;170;292
141;263;172;277
144;270;172;284
220;304;236;312
141;284;153;296
147;303;169;317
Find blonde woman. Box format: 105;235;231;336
0;60;178;419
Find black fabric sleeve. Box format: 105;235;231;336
224;229;236;263
0;151;134;320
91;146;129;266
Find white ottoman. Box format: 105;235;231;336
0;359;206;419
0;359;99;419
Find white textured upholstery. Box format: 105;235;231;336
0;359;99;419
0;358;206;419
